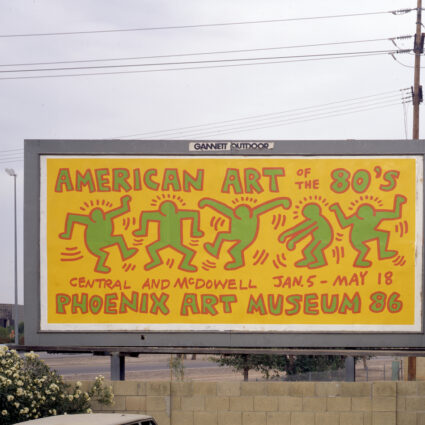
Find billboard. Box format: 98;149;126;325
25;140;425;348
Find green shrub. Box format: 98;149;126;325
0;346;114;424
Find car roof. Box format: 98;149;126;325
17;413;154;425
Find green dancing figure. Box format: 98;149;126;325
133;201;204;272
329;194;406;267
279;203;333;268
199;197;291;270
59;195;137;273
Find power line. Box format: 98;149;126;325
0;157;23;165
390;53;425;68
0;49;405;74
115;90;410;139
0;51;404;81
0;152;24;158
159;98;411;139
170;101;410;139
0;36;409;68
0;148;23;153
0;152;25;159
0;9;415;38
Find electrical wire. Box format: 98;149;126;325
0;9;416;38
0;152;24;158
0;148;23;153
114;89;410;139
0;153;25;159
0;94;409;151
0;51;403;81
160;98;411;139
113;88;410;139
0;49;405;74
0;36;410;67
390;53;425;68
170;101;411;139
0;150;24;161
118;94;410;140
0;157;23;164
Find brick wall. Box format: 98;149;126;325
79;380;425;425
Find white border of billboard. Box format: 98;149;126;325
40;154;423;332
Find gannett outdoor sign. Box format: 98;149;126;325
189;141;274;151
24;140;425;349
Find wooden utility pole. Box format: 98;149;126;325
409;0;422;382
412;0;422;139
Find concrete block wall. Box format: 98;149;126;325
79;380;425;425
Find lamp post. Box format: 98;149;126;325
5;168;18;345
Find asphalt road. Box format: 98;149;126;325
39;353;399;382
49;357;214;375
41;353;249;381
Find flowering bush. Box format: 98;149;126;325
0;346;114;424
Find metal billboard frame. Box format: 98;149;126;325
24;139;425;349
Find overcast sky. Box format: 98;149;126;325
0;0;419;304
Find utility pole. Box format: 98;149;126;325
412;0;423;139
409;0;423;382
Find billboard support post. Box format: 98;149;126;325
110;352;125;381
345;357;356;382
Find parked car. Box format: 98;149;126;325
16;413;158;425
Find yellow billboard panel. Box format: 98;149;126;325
40;155;423;332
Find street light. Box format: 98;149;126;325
5;168;18;345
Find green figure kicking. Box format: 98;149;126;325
279;203;333;269
199;197;291;270
329;194;406;267
59;195;137;273
133;201;203;272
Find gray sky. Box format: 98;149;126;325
0;0;419;304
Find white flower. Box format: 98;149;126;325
49;383;59;392
7;395;14;401
86;408;92;414
1;410;7;416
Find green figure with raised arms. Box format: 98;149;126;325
329;194;406;267
133;201;204;272
279;203;333;268
199;197;291;270
59;195;137;273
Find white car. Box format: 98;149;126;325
16;413;158;425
